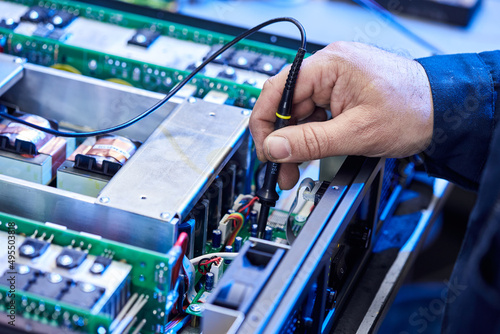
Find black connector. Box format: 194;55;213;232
256;47;306;238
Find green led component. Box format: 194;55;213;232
0;212;172;333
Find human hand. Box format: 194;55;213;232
249;42;433;190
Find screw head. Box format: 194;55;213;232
160;212;171;220
332;186;339;190
99;197;110;204
20;244;35;256
241;109;251;116
90;263;105;274
58;254;73;266
189;304;203;312
81;283;96;293
18;265;30;275
188;97;197;104
48;273;63;283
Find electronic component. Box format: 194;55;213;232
253;55;288;76
264;226;274;241
49;11;76;28
0;113;55;155
90;256;113;275
250;209;258;226
0;18;18;30
0;111;72;184
60;281;106;309
0;264;38;291
32;24;53;38
56;248;88;269
127;28;161;48
212;229;222;249
203;90;230;105
251;224;258;237
26;272;71;299
47;28;66;41
19;237;50;259
217;67;237;80
267;209;289;230
234;236;243;252
228;50;261;70
57;135;139;196
191;199;210;257
74;135;139;175
20;6;53;24
205;272;215;291
204;45;236;65
0;212;172;332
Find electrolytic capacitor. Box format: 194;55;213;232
234;236;243;252
205;272;214;291
212;229;222;249
264;226;273;241
250;210;258;226
250;224;258;237
224;245;233;264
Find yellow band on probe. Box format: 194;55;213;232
276;113;291;120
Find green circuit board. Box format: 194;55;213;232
0;212;172;334
0;0;302;109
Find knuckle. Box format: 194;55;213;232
300;124;324;160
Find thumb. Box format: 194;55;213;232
263;109;374;163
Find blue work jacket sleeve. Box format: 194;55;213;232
416;51;500;190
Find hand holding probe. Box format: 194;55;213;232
255;47;306;238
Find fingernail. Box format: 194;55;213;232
266;136;291;160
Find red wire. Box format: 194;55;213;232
171;232;189;288
238;196;258;213
175;232;189;255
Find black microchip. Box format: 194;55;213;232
0;18;19;30
227;50;261;70
56;248;87;269
127;29;161;48
49;11;75;28
59;281;105;309
89;256;112;275
0;264;39;291
19;237;50;259
253;55;288;76
32;24;53;38
26;273;71;299
20;6;53;24
204;45;236;65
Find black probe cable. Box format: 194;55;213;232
255;47;306;238
0;17;306;137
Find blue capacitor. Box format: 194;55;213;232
224;245;233;264
234;236;243;252
212;229;222;249
264;226;273;241
250;210;258;226
250;224;258;237
205;272;215;291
